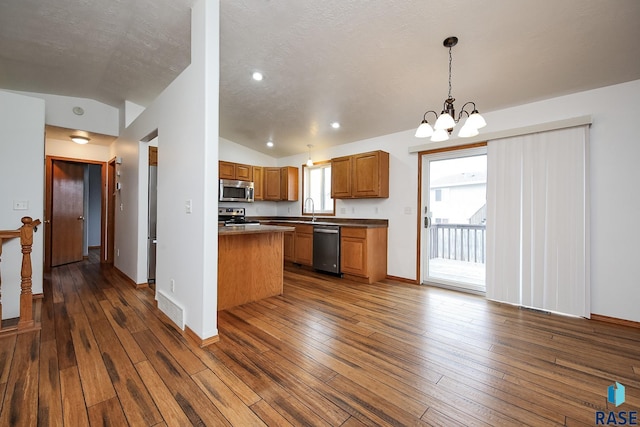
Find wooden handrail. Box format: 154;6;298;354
0;217;41;332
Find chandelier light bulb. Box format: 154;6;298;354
431;128;449;142
466;111;487;129
458;123;479;138
415;120;434;138
434;113;455;130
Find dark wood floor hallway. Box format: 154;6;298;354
0;251;638;426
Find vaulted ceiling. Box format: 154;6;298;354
1;0;640;157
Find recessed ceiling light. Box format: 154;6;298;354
266;141;274;147
252;71;263;81
72;106;85;116
331;122;340;129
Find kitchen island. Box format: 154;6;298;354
218;224;294;311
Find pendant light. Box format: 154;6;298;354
415;37;487;142
306;144;313;167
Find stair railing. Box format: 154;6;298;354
0;217;41;332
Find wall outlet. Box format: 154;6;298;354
185;199;192;214
340;207;346;214
170;279;175;292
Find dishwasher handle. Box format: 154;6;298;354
313;227;339;234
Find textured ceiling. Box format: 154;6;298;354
2;0;640;157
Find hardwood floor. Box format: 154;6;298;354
0;251;638;426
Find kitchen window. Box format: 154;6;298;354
302;162;334;216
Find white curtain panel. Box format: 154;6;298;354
486;126;590;318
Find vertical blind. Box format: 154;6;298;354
486;125;590;317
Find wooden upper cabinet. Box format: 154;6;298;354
331;150;389;199
236;164;252;181
264;167;281;200
219;161;298;201
252;166;264;200
331;156;352;198
219;161;236;180
280;166;298;201
264;166;298;201
149;146;158;166
218;161;253;181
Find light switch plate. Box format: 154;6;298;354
13;200;28;210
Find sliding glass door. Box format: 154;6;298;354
421;147;487;293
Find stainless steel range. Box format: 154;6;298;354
218;207;260;226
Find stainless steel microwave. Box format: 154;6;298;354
219;179;254;202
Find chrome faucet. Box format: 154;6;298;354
304;197;316;222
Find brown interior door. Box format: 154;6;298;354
52;160;85;266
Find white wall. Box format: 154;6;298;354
223;80;640;323
112;0;220;340
45;138;111;162
11;91;119;136
0;90;45;319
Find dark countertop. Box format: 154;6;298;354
218;224;295;235
251;216;388;228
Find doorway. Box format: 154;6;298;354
45;156;107;269
420;145;487;293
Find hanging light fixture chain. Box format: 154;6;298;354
448;45;453;99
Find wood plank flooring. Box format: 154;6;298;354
0;250;639;426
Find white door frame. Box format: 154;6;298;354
419;144;487;293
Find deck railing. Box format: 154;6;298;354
0;217;41;334
429;223;486;263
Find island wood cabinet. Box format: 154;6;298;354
340;226;388;284
294;224;313;266
331;150;389;199
265;166;299;201
269;222;295;261
219;161;252;181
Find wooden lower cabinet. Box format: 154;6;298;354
340;226;387;284
294;224;313;266
283;229;294;261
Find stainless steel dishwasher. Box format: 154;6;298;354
313;225;341;274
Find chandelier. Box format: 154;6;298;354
415;36;486;142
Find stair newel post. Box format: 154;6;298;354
18;216;39;330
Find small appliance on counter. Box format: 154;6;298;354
218;207;260;226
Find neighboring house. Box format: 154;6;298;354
430;171;486;225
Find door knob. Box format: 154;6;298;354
78;216;85;220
